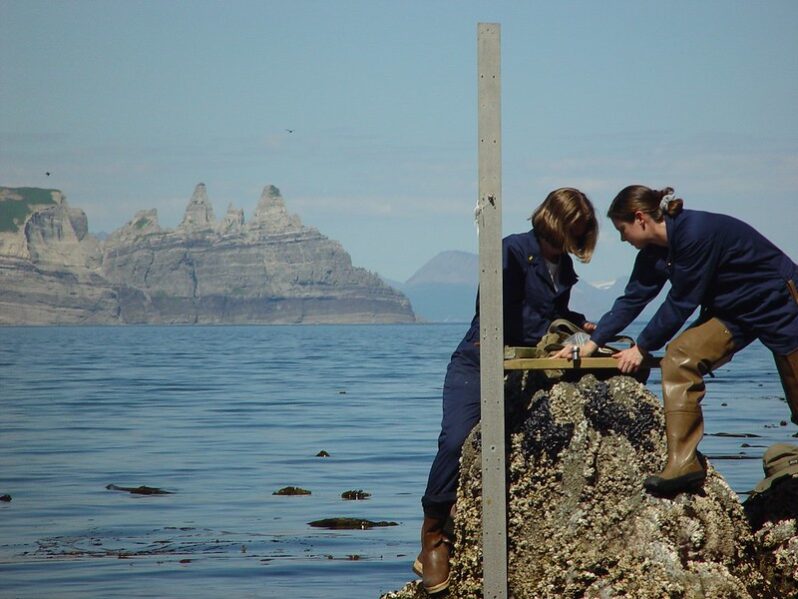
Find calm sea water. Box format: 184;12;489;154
1;323;795;598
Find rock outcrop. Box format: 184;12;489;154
0;184;415;324
383;373;797;598
743;478;798;597
248;184;302;235
0;187;119;324
217;203;244;236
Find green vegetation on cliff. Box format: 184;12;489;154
0;187;59;233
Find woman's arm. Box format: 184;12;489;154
553;249;666;361
590;248;668;347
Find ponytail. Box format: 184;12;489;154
655;187;684;218
607;185;684;223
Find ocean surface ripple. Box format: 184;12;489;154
0;324;794;598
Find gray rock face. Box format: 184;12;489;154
0;187;118;324
0;185;415;324
383;373;797;598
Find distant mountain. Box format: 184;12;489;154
398;251;478;323
395;250;669;326
405;250;479;286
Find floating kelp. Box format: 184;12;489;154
106;484;172;495
33;526;247;559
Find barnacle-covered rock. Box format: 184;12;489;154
743;477;798;595
382;374;796;598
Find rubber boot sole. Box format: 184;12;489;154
424;575;451;594
643;469;706;495
414;557;451;593
412;558;423;577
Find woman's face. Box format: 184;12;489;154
571;218;589;239
612;216;648;249
569;217;590;248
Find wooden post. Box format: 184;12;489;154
477;22;507;599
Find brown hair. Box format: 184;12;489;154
607;185;684;223
530;187;598;263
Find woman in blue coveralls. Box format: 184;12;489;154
415;188;599;593
557;185;798;495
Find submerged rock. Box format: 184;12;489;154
341;490;371;500
383;374;796;598
308;518;397;530
273;486;311;496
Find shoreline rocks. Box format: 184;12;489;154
382;374;798;598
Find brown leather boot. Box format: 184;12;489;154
774;349;798;425
417;515;452;593
644;318;736;495
412;505;456;578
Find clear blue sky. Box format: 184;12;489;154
2;1;796;283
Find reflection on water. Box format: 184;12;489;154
0;324;795;598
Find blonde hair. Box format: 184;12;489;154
607;185;684;223
530;188;597;263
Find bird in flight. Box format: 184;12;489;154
285;129;294;133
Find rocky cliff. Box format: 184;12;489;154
383;373;798;598
0;184;415;325
0;187;119;324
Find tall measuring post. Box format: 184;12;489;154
477;22;507;599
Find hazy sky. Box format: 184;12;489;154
2;1;796;283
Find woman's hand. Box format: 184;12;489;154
552;340;598;360
613;345;645;373
581;321;597;333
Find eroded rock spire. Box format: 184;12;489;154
179;183;216;232
249;185;302;233
217;203;244;235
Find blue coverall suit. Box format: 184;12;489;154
590;209;798;422
421;230;586;518
590;209;798;357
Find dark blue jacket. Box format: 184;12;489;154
592;209;798;354
454;230;586;364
